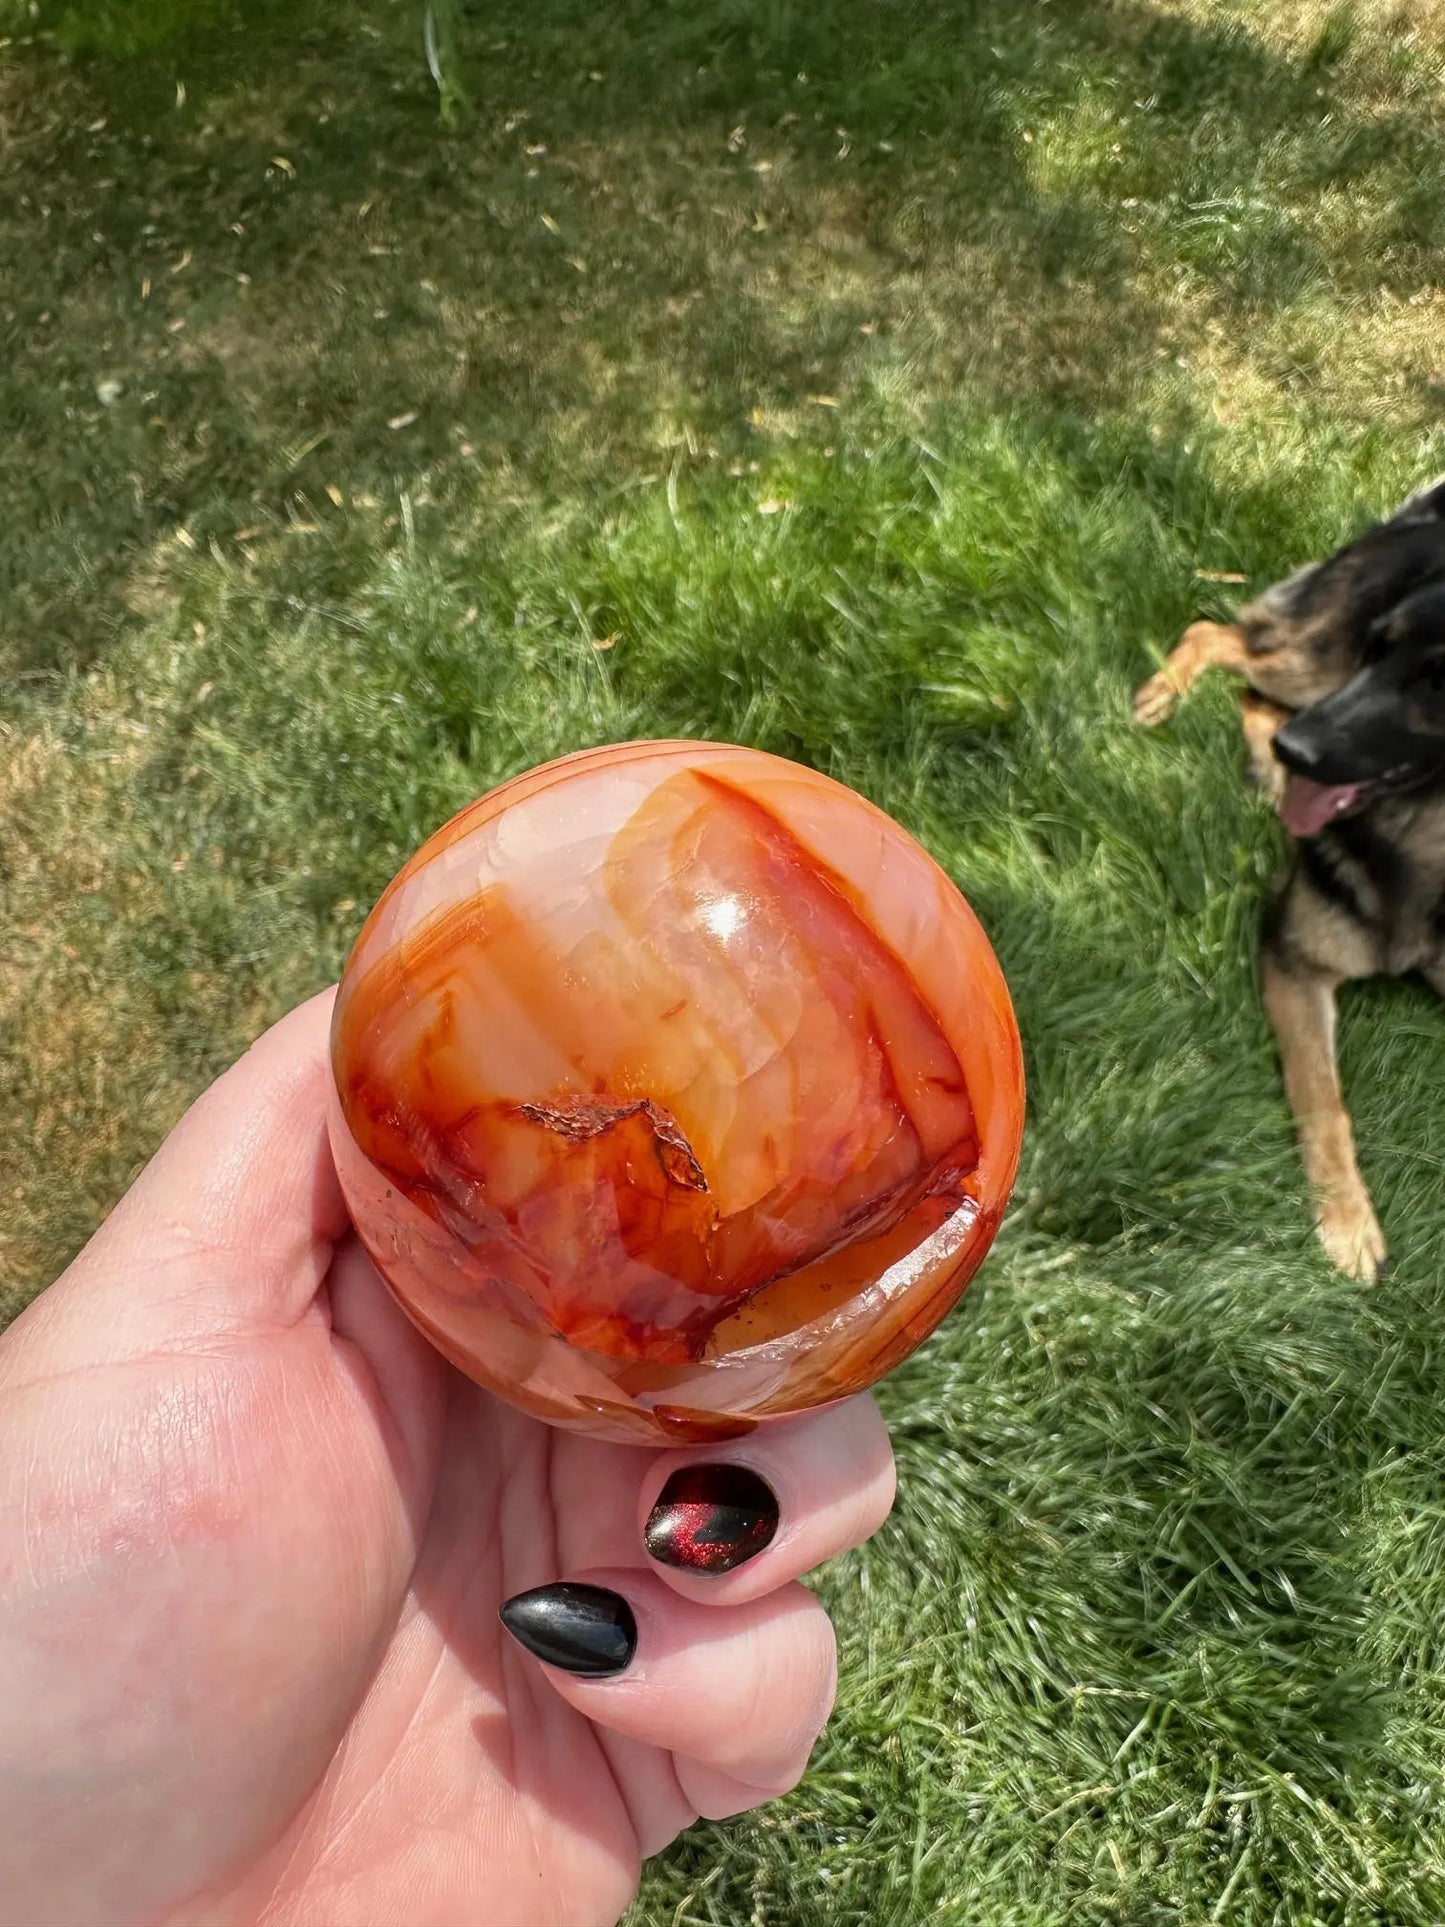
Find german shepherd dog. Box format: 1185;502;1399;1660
1133;479;1445;1282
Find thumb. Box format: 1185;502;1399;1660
5;989;350;1369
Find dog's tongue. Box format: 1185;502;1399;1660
1280;774;1372;838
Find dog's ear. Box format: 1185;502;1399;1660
1385;475;1445;527
1366;579;1445;658
1377;579;1445;646
1365;607;1405;657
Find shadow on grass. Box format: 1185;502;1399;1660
3;0;1443;677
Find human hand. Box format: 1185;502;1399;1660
0;991;896;1927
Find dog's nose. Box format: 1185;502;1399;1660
1270;716;1326;777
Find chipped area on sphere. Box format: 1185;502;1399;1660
329;741;1024;1443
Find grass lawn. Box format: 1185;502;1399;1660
5;0;1445;1917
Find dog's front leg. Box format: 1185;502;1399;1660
1240;693;1292;806
1133;621;1251;727
1260;950;1386;1281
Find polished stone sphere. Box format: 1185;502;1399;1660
328;741;1024;1443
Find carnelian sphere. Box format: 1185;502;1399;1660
328;741;1024;1444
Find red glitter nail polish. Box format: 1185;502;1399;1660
644;1464;779;1574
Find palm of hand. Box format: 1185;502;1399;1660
1;995;887;1926
3;1190;661;1927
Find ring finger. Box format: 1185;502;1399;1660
500;1565;837;1818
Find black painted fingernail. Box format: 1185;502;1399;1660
499;1583;637;1677
644;1463;779;1575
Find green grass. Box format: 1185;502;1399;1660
5;0;1445;1918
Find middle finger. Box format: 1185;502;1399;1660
637;1392;896;1603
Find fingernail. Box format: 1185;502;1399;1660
499;1582;637;1677
644;1463;779;1575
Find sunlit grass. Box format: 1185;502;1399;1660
4;0;1445;1917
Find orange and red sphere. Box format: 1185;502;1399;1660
329;742;1024;1444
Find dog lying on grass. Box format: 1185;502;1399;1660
1134;479;1445;1282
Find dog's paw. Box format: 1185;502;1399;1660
1317;1190;1388;1283
1132;671;1179;728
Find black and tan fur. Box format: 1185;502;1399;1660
1133;479;1445;1281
